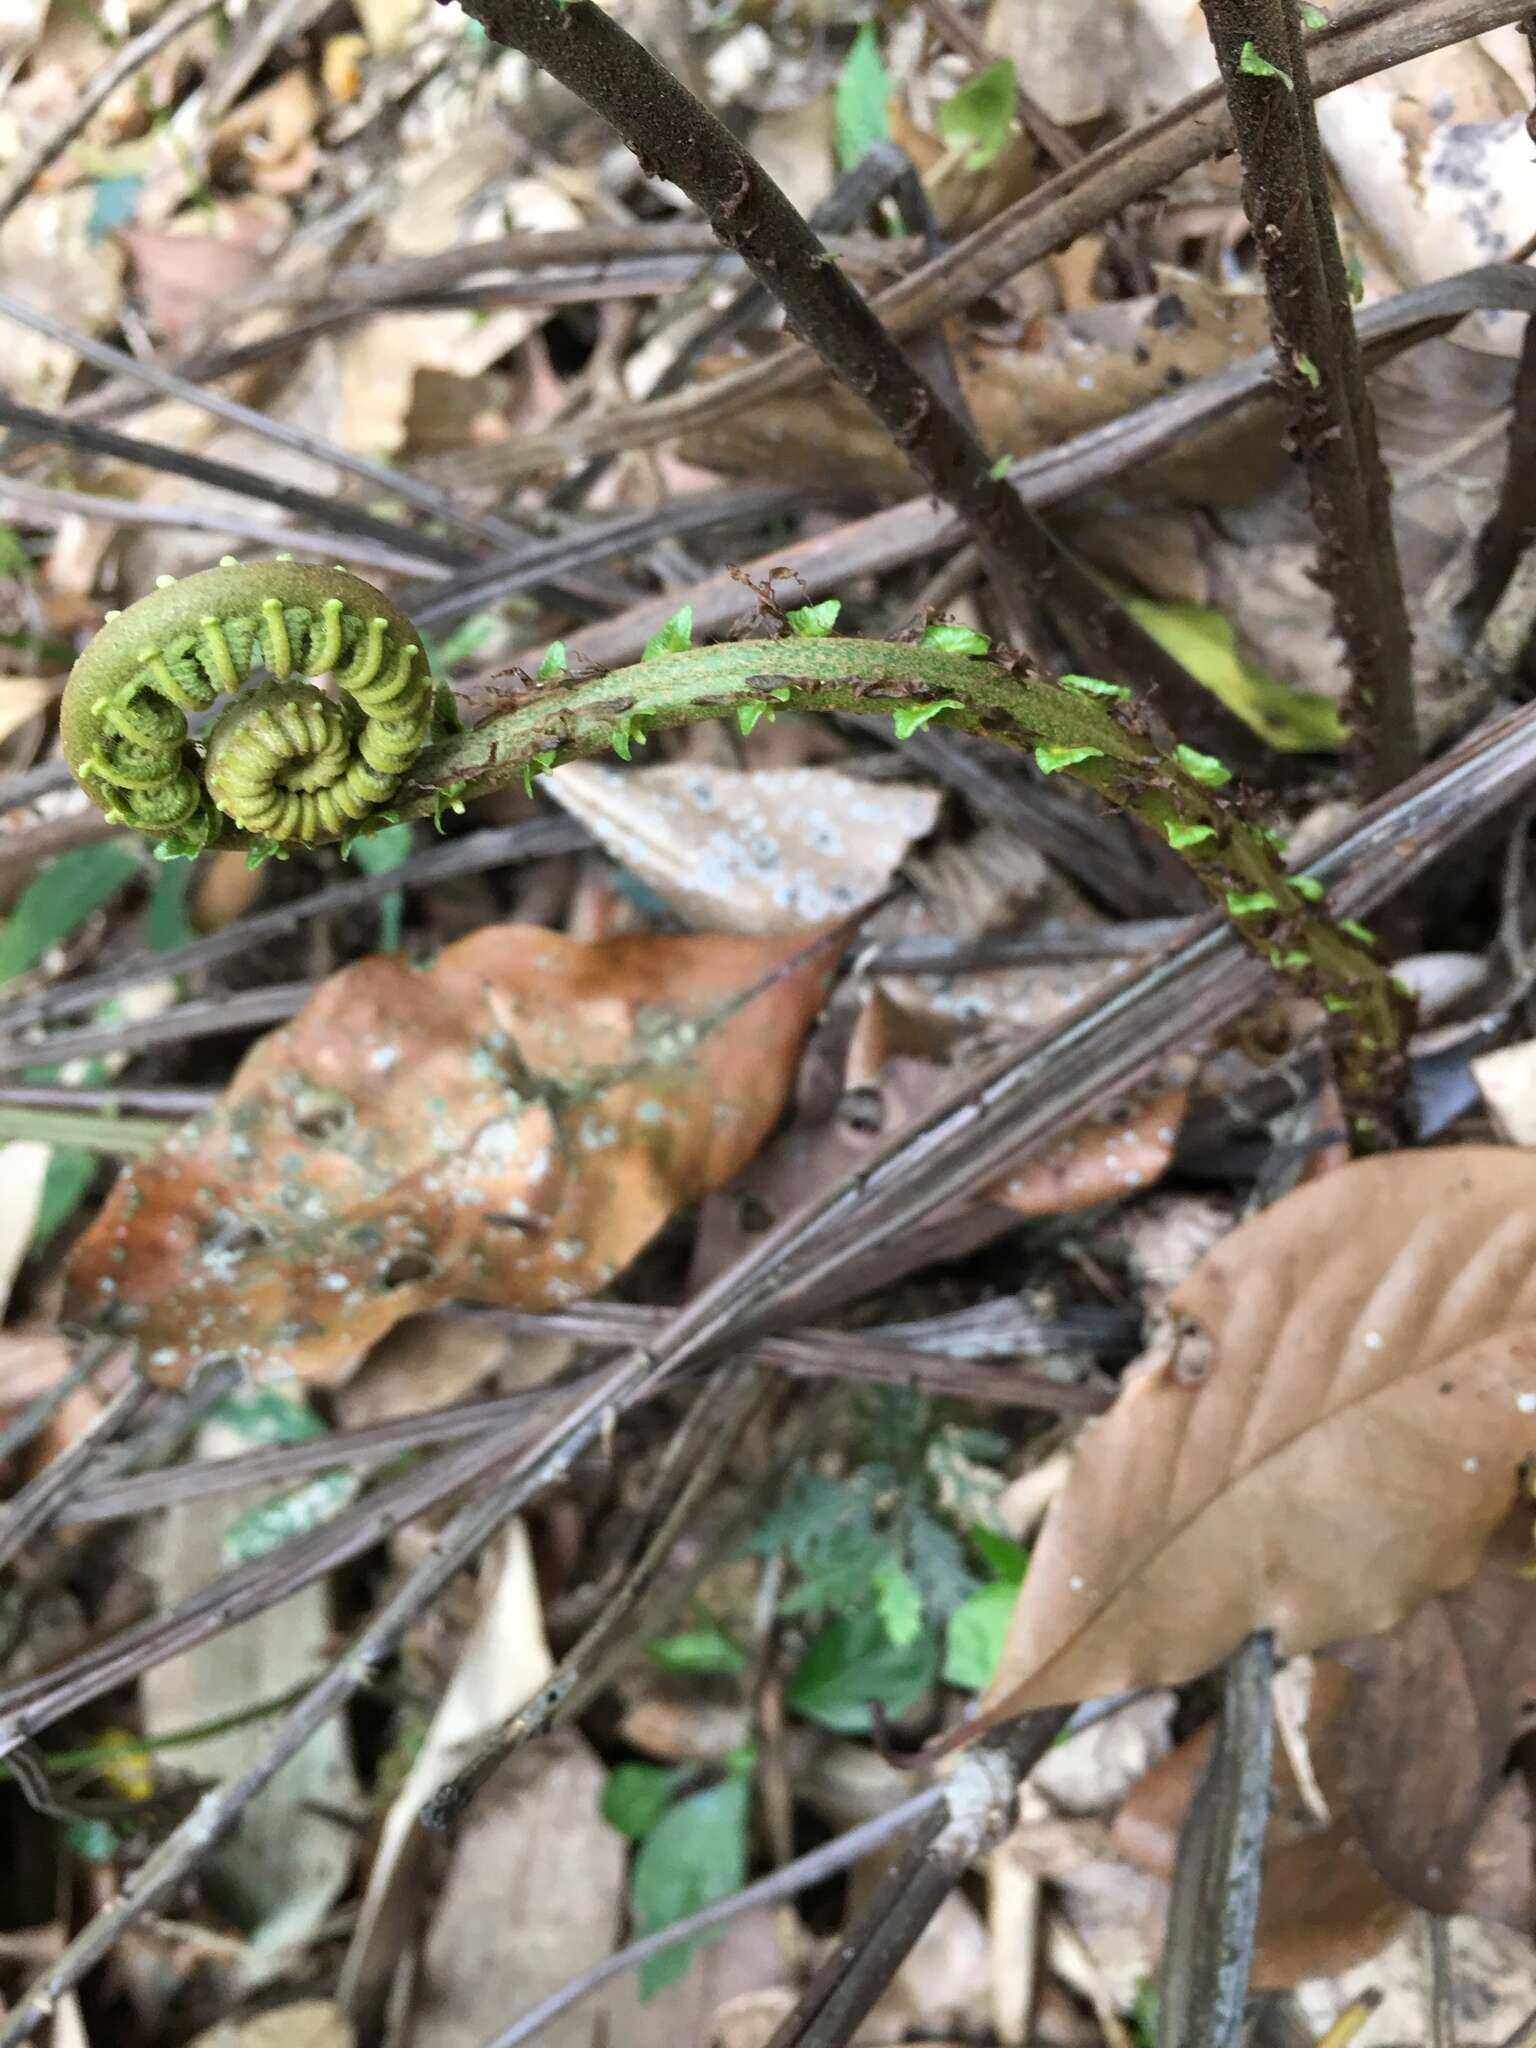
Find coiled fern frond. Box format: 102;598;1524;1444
61;557;435;855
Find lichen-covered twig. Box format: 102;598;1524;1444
1202;0;1418;799
762;1710;1070;2048
1156;1631;1276;2048
405;629;1410;1132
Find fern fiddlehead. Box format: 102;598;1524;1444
61;557;435;856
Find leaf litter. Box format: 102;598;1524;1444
6;0;1536;2039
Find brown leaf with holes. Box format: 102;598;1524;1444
1112;1663;1412;1986
969;1148;1536;1720
1329;1510;1536;1925
63;924;836;1388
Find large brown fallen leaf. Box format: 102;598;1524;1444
970;1148;1536;1720
64;924;835;1387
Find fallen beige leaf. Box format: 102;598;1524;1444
338;1520;560;2029
974;1148;1536;1718
546;762;941;937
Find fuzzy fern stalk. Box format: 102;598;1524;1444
402;620;1410;1138
60;564;1408;1135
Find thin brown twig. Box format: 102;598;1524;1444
65;1308;1118;1528
0;1397;587;1751
0;393;469;573
1202;0;1418;799
0;475;448;581
483;1783;949;2048
0;1339;116;1473
0;817;587;1038
0;983;314;1077
0;290;594;585
253;223;915;309
1426;1914;1457;2048
910;0;1082;168
423;1367;774;1826
0;1084;216;1116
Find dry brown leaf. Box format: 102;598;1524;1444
1329;1511;1536;1924
64;923;835;1387
692;985;1187;1285
973;1148;1536;1719
681;279;1272;498
334;1307;572;1429
121;200;287;346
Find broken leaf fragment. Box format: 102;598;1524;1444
64;924;836;1387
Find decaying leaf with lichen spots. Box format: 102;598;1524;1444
64;924;837;1388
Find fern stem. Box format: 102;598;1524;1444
403;634;1409;1136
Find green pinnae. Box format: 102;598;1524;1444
260;597;294;678
341;616;389;692
97;679;186;748
1164;820;1216;850
61;558;436;850
304;597;346;677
